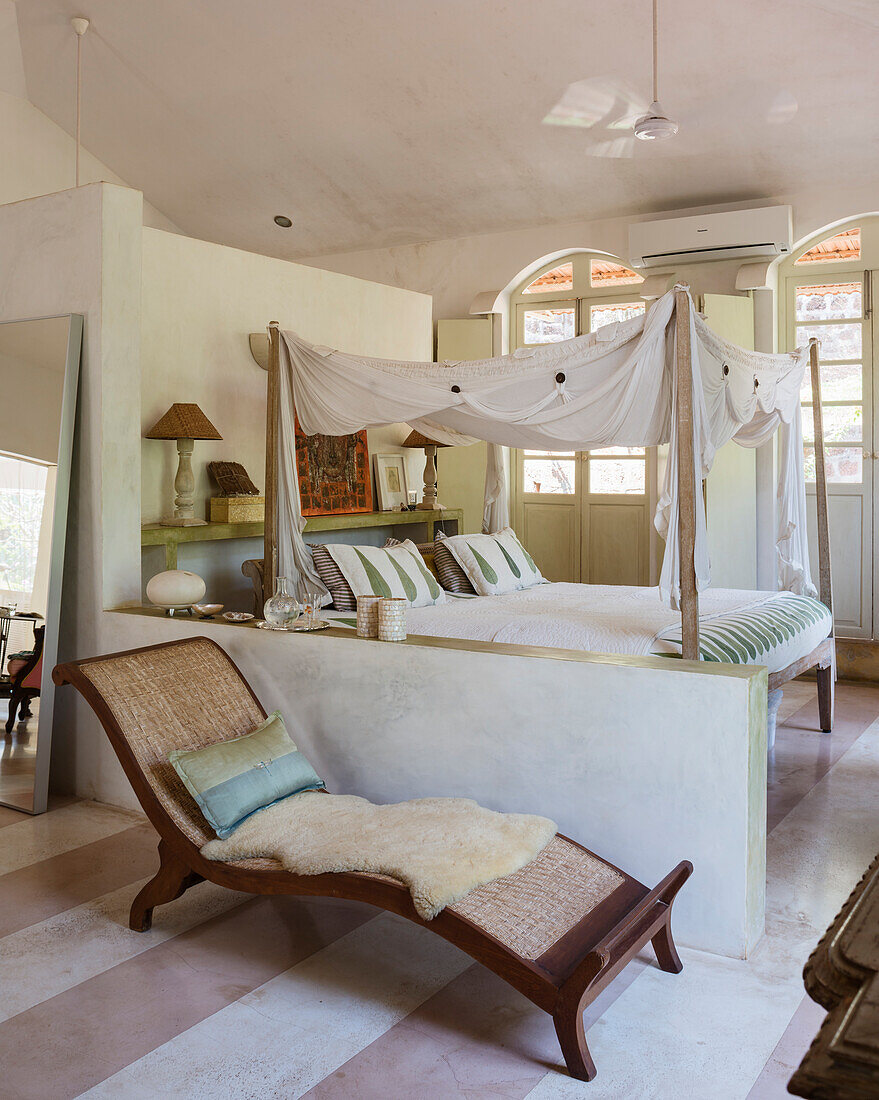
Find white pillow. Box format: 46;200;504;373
324;539;446;607
440;528;545;596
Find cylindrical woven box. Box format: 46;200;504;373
356;595;383;638
377;597;407;641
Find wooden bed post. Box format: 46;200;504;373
675;286;700;661
809;338;832;615
263;322;280;606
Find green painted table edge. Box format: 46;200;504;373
141;510;463;570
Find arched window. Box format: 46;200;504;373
795;227;861;266
522;263;573;294
511;252;644;348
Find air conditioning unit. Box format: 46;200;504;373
628;206;792;269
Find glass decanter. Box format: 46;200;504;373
263;576;300;629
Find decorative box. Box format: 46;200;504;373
210;496;265;523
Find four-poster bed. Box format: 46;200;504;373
260;285;835;728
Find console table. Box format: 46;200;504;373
142;509;463;571
789;851;879;1097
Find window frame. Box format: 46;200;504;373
511;252;648;500
780;218;876;490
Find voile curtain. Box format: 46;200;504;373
276;286;813;606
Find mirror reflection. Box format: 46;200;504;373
0;315;81;813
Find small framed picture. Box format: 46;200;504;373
373;453;409;511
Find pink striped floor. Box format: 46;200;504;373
2;679;878;1099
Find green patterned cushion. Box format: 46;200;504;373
323;539;446;607
169;712;323;839
440;528;545;596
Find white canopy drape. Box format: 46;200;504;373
275;286;813;606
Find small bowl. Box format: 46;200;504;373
192;603;224;619
223;611;254;622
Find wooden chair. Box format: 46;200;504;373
53;636;692;1082
6;625;44;734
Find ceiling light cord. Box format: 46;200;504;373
71;18;89;188
652;0;659;105
75;30;81;186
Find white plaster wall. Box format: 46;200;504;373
103;610;767;960
140;229;433;606
0;183;145;805
0;91;178;234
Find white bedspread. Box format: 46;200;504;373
329;584;832;674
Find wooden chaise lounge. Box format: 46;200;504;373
54;636;692;1082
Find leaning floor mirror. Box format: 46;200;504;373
0;315;82;813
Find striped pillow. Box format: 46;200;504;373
324;540;445;607
440;528;545;596
311;543;356;611
433;532;477;595
169;711;324;839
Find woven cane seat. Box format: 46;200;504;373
230;842;624;961
450;836;624;959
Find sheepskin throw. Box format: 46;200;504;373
201;791;557;920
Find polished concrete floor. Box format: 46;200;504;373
1;680;878;1098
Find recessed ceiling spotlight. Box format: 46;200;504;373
274;215;293;228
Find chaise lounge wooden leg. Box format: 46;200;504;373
129;839;202;932
817;663;834;733
651;915;683;973
551;952;606;1080
553;1001;598;1082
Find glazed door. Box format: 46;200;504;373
513;296;651;584
787;273;873;637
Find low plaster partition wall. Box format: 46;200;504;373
105;610;767;960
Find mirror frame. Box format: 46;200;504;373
0;313;83;813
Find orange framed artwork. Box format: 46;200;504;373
294;420;372;515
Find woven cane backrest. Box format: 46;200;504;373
77;638;265;845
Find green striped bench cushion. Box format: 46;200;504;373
652;593;832;673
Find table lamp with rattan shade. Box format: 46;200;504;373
146;404;222;527
402;429;449;511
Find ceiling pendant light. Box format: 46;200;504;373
634;0;678;141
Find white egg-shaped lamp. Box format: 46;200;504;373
146;570;206;615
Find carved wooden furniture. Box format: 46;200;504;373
53;636;692;1082
6;625;44;734
0;610;41;687
789;852;879;1097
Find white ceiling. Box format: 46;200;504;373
14;0;879;259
